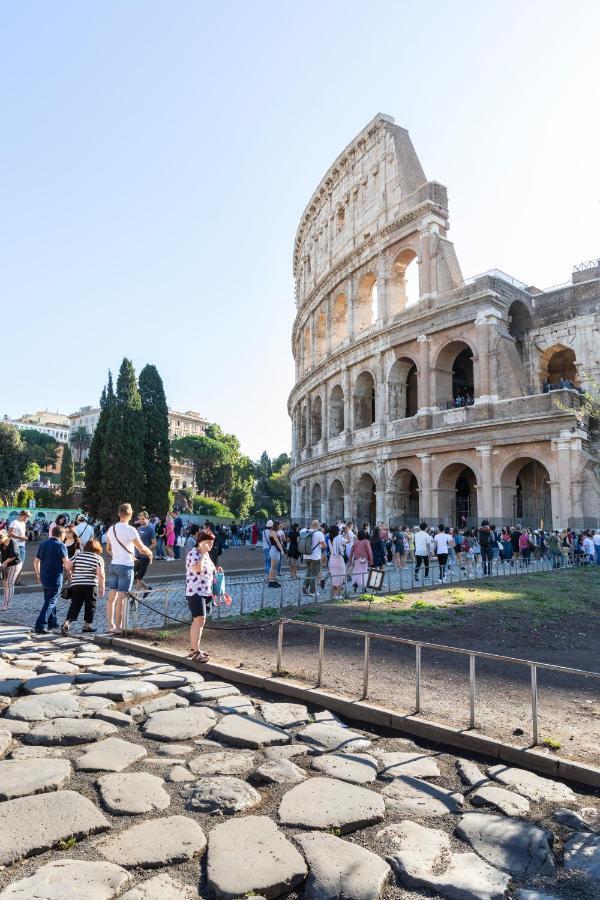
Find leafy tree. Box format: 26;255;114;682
192;494;234;519
60;443;75;503
70;426;91;466
171;434;231;498
0;424;27;504
23;460;40;483
139;364;171;516
16;488;35;507
272;452;290;473
267;467;291;517
20;429;59;471
82;374;114;518
99;359;145;521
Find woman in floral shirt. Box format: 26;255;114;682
186;529;216;662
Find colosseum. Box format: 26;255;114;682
288;113;600;530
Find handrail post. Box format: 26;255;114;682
317;626;325;687
361;634;370;700
240;582;244;616
415;644;421;714
469;653;476;728
530;663;538;745
162;593;168;627
276;619;284;675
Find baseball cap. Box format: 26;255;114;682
266;520;274;527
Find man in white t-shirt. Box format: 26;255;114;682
414;524;433;581
9;510;29;576
105;503;153;634
302;519;326;596
75;515;94;547
433;525;453;582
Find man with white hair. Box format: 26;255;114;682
75;515;94;546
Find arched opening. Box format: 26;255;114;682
389;248;419;314
500;457;553;528
329;479;345;521
389;469;420;527
434;342;474;408
331;293;348;347
315;311;327;362
388;357;419;420
311;483;322;520
437;463;479;527
311;396;322;444
540;345;578;388
356;473;376;525
508;300;533;362
329;385;345;437
356;273;378;331
354;371;376;429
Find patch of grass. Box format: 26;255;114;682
410;600;437;610
542;736;562;751
371;592;406;604
247;608;280;620
328;827;343;836
58;837;77;850
273;669;295;679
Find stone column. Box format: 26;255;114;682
320;476;328;524
321;385;328;453
417;335;432;410
347;277;356;342
306;398;312;449
556;438;573;527
474;310;502;403
417;453;432;519
476;446;494;520
325;295;332;357
375;461;386;523
342;368;353;437
343;468;353;521
376;254;388;323
310;314;317;370
375;351;386;432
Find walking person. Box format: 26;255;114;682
287;524;301;578
302;519;326;596
173;512;184;560
74;514;94;547
0;529;22;610
105;504;153;634
433;524;452;582
155;517;166;559
61;539;105;634
8;510;29;585
413;523;433;582
185;529;216;662
133;511;156;592
33;526;69;634
370;527;386;569
328;525;346;597
267;522;285;588
348;528;373;593
262;520;273;577
164;514;175;560
392;528;405;569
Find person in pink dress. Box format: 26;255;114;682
165;514;175;560
348;528;373;593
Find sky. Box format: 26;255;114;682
1;0;599;460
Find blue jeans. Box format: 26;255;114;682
156;537;165;558
18;545;26;565
174;542;181;560
263;547;270;575
595;545;600;566
35;584;61;631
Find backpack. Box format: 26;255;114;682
298;530;316;556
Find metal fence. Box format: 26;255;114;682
275;618;600;746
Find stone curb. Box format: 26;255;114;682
94;635;600;789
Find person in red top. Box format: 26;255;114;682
251;522;259;547
349;528;373;593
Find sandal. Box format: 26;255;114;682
186;650;197;659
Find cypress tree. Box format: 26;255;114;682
60;442;75;503
99;359;145;522
139;364;171;516
83;373;114;519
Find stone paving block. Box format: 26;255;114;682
9;745;65;760
140;673;189;688
95;708;134;727
129;693;189;720
295;831;390;900
188;748;256;777
207;816;307;899
156;742;194;756
0;719;30;736
251;758;307;785
279;777;385;833
76;738;148;772
516;891;561;900
457;758;490;789
311;752;378;784
377;751;440;779
0;731;11;758
23;674;74;694
36;661;80;675
487;765;576;804
97;772;171;815
119;873;197;899
382;776;464;816
77;696;115;713
259;702;310;728
185;776;262;814
554;808;595;831
456;812;555;877
215;695;254;715
0;679;26;697
142;706;217;741
0;757;71;800
0;790;110;865
471;784;531;817
264;744;308;761
7;692;84;721
80;679;159;702
167;765;192;783
0;859;132;899
211;713;291;748
96;815;206;868
187;682;241;701
24;717;118;745
298;722;371;753
563;832;600;879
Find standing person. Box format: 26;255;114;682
478;520;493;576
433;524;452;582
370;527;386;569
134;511;156;592
63;523;81;561
302;519;326;596
0;529;22;610
392;528;405;569
404;526;415;564
185;524;199;554
173;512;184;560
548;531;563;568
75;514;94;547
592;529;600;566
500;527;513;564
33;526;68;634
287;524;301;579
511;525;522;563
519;529;533;565
276;523;287;577
155;517;166;560
582;531;595;565
267;522;285;588
61;539;105;634
251;521;259;548
185;529;216;662
328;525;346;597
348;528;373;593
262;521;274;577
105;504;153;634
164;515;175;560
413;523;433;582
209;527;223;567
8;510;29;584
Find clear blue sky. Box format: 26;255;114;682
2;1;598;459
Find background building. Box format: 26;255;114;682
289;114;600;530
3;411;70;444
167;409;208;490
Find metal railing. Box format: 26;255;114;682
275;619;600;746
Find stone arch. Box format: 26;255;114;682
356;272;378;331
436;462;479;527
355;472;376;525
498;455;553;528
539;344;578;387
508;299;533;362
433;339;475;408
329;384;345;437
311;396;323;444
389;247;419;314
388;356;419;420
331;293;348;347
354;370;376;429
389;467;420;526
315;310;327;362
311;482;322;520
329;478;345;521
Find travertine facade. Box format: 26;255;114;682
288;114;600;529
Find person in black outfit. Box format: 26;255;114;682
287;524;301;578
478;520;493;576
371;527;386;569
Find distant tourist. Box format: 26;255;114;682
413;523;433;581
266;521;285;588
33;526;68;634
75;514;94;546
164;514;175;560
302;519;326;595
328;525;346;598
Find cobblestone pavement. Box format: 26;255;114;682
0;625;598;899
3;557;562;634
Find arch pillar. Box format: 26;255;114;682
342;368;353;440
417;335;432;410
475;309;502;402
321;386;328;453
306;397;312;449
343;468;353;521
417;452;432;519
375;462;386;522
554;435;574;526
476;445;494;519
320;475;328;524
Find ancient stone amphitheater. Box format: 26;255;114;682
289;113;600;530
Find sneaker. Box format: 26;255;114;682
82;626;97;633
34;628;49;635
268;581;281;588
61;623;69;635
302;587;309;596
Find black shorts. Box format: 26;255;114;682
187;594;212;618
134;557;150;581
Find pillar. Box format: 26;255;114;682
321;386;328;452
376;254;388;323
476;446;494;520
375;351;386;431
306;397;312;449
343;468;353;521
375;461;386;522
417;453;432;519
475;319;491;401
417;335;432;410
556;438;573;527
347;278;356;342
320;476;328;524
342;368;353;436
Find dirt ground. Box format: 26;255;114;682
132;568;600;767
